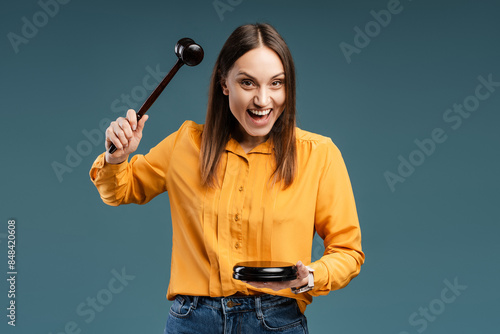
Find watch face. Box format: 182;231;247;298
232;261;298;282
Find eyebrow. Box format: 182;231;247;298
236;71;285;80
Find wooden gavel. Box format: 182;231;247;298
108;38;204;154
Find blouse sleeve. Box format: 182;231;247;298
308;139;365;296
89;124;183;206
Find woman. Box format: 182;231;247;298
90;23;364;333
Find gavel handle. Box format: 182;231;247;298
108;59;184;154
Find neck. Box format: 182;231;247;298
232;124;268;153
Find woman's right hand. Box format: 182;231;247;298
105;109;149;164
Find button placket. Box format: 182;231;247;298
230;157;248;259
218;153;243;294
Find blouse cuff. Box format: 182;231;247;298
307;261;329;295
89;152;128;182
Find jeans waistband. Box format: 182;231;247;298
180;294;297;315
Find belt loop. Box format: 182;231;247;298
191;296;199;310
255;296;263;320
221;297;227;315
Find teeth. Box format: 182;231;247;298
248;108;271;116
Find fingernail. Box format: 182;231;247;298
133;125;137;131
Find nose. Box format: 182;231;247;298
254;87;270;107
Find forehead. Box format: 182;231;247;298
230;46;284;77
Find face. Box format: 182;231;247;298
221;46;286;144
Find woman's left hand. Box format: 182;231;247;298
243;261;310;292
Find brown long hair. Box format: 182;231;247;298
200;23;297;189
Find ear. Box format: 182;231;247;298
220;78;229;96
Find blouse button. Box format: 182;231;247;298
235;242;241;249
235;214;240;221
239;186;244;192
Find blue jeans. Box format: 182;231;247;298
164;294;309;334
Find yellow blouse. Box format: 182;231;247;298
89;120;364;313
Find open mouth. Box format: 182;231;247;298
247;108;272;122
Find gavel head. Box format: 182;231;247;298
175;38;204;66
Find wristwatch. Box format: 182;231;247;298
291;266;314;294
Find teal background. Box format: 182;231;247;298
1;0;499;333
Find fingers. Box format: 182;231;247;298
104;109;149;159
111;110;148;149
125;109;148;133
119;116;134;142
244;280;291;292
126;109;138;131
244;281;278;291
107;118;131;150
106;110;135;151
295;261;309;280
136;114;149;133
105;124;123;151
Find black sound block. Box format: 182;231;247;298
233;261;297;282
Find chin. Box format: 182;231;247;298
246;125;274;137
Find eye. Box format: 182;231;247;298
240;79;254;88
271;80;283;87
